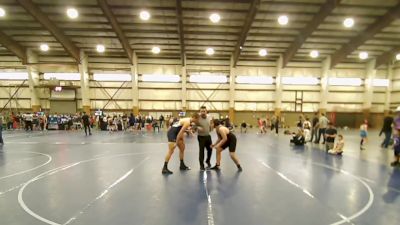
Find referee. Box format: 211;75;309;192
197;106;213;171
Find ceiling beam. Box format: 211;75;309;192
176;0;186;65
97;0;133;64
232;0;260;67
331;2;400;68
375;46;400;68
16;0;80;62
0;30;27;63
282;0;341;67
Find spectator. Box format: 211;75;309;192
159;114;165;128
303;117;312;142
257;118;264;134
360;120;368;150
0;115;3;145
391;130;400;167
274;116;280;135
290;129;305;146
380;113;394;149
24;112;33;131
328;134;344;155
315;113;329;144
240;121;247;133
325;122;337;152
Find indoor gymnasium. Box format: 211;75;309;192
0;0;400;225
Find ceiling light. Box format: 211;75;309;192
236;76;274;85
396;53;400;61
66;8;78;19
282;77;319;85
343;18;354;28
359;51;368;60
96;44;105;53
139;10;151;21
310;50;319;58
206;48;214;55
259;49;267;57
239;46;243;50
43;73;81;81
190;74;227;83
278;15;289;25
329;77;362;86
209;13;221;23
40;44;49;52
0;72;28;80
0;8;5;17
142;74;180;83
93;73;132;82
372;79;389;87
152;46;161;54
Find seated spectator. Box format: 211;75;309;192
290;129;305;146
328;134;344;155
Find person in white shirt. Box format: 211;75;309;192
303;117;312;142
328;134;344;155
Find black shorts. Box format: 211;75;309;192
220;133;237;152
167;126;182;142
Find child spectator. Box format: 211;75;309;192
303;117;312;142
328;134;344;155
360;120;368;150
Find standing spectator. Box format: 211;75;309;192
122;114;128;130
325;122;337;152
128;113;135;130
0;115;3;145
303;117;312;142
315;113;329;144
24;112;33;131
275;116;280;135
240;121;247;133
380;113;394;149
5;113;12;130
270;115;276;131
262;120;268;134
257;118;264;134
159;114;165;128
296;115;303;129
81;112;92;136
310;113;319;143
360;120;368;150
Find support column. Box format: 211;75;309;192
384;63;393;116
26;49;41;112
320;56;330;114
275;56;283;116
229;56;236;122
181;65;187;111
363;59;376;119
78;50;90;114
130;51;139;115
